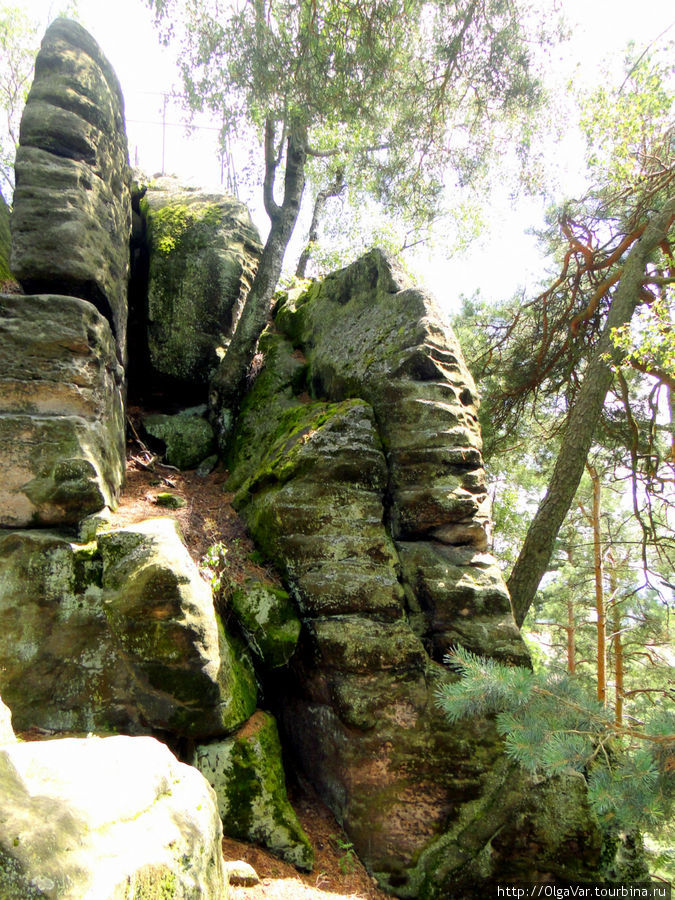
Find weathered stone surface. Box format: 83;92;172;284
225;251;602;896
0;519;256;737
0;293;125;526
141;176;261;391
274;251;520;661
193;710;313;871
223;860;259;887
10;19;131;364
0;696;15;744
396;541;524;663
230;577;301;669
99;519;258;735
143;406;216;470
0;735;227;898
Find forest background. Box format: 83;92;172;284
1;0;673;882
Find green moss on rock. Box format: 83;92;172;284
229;578;301;669
143;410;215;470
143;180;261;389
193;711;314;871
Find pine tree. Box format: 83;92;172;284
436;647;674;833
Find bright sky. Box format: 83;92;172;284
18;0;675;310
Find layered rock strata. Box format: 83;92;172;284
226;250;602;896
10;18;132;365
0;293;125;526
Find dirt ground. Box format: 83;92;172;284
111;417;391;900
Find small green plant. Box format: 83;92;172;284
436;647;674;833
332;833;357;875
248;549;266;567
201;541;230;596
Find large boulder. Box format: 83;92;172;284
225;250;604;896
0;518;256;737
10;18;131;365
142;406;216;470
0;735;227;898
193;710;313;870
140;176;261;394
0;293;125;527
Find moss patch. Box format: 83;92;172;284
229;578;301;669
193;711;313;871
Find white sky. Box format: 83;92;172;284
17;0;675;311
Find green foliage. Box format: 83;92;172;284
611;297;675;384
331;833;357;874
436;647;674;832
200;541;230;596
148;0;555;249
0;5;38;196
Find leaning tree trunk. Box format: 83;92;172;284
508;196;675;628
295;169;344;279
210;119;307;438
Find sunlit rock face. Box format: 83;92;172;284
226;249;602;896
0;735;227;898
10;18;131;366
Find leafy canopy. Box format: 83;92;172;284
0;5;38;196
148;0;553;235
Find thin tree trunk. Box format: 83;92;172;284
607;552;624;727
612;591;624;728
295;169;343;279
508;196;675;627
567;597;576;675
210;119;307;437
564;544;576;674
588;465;606;705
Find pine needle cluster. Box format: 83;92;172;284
435;647;674;832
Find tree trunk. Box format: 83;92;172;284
564;544;576;674
295;170;344;279
507;196;675;627
607;553;624;727
567;597;576;675
588;465;606;705
210;120;307;437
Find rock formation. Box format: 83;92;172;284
193;711;314;870
131;176;261;398
10;18;131;366
226;250;604;896
0;735;227;898
0;293;125;526
0;519;257;737
0;17;625;900
0;188;10;285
